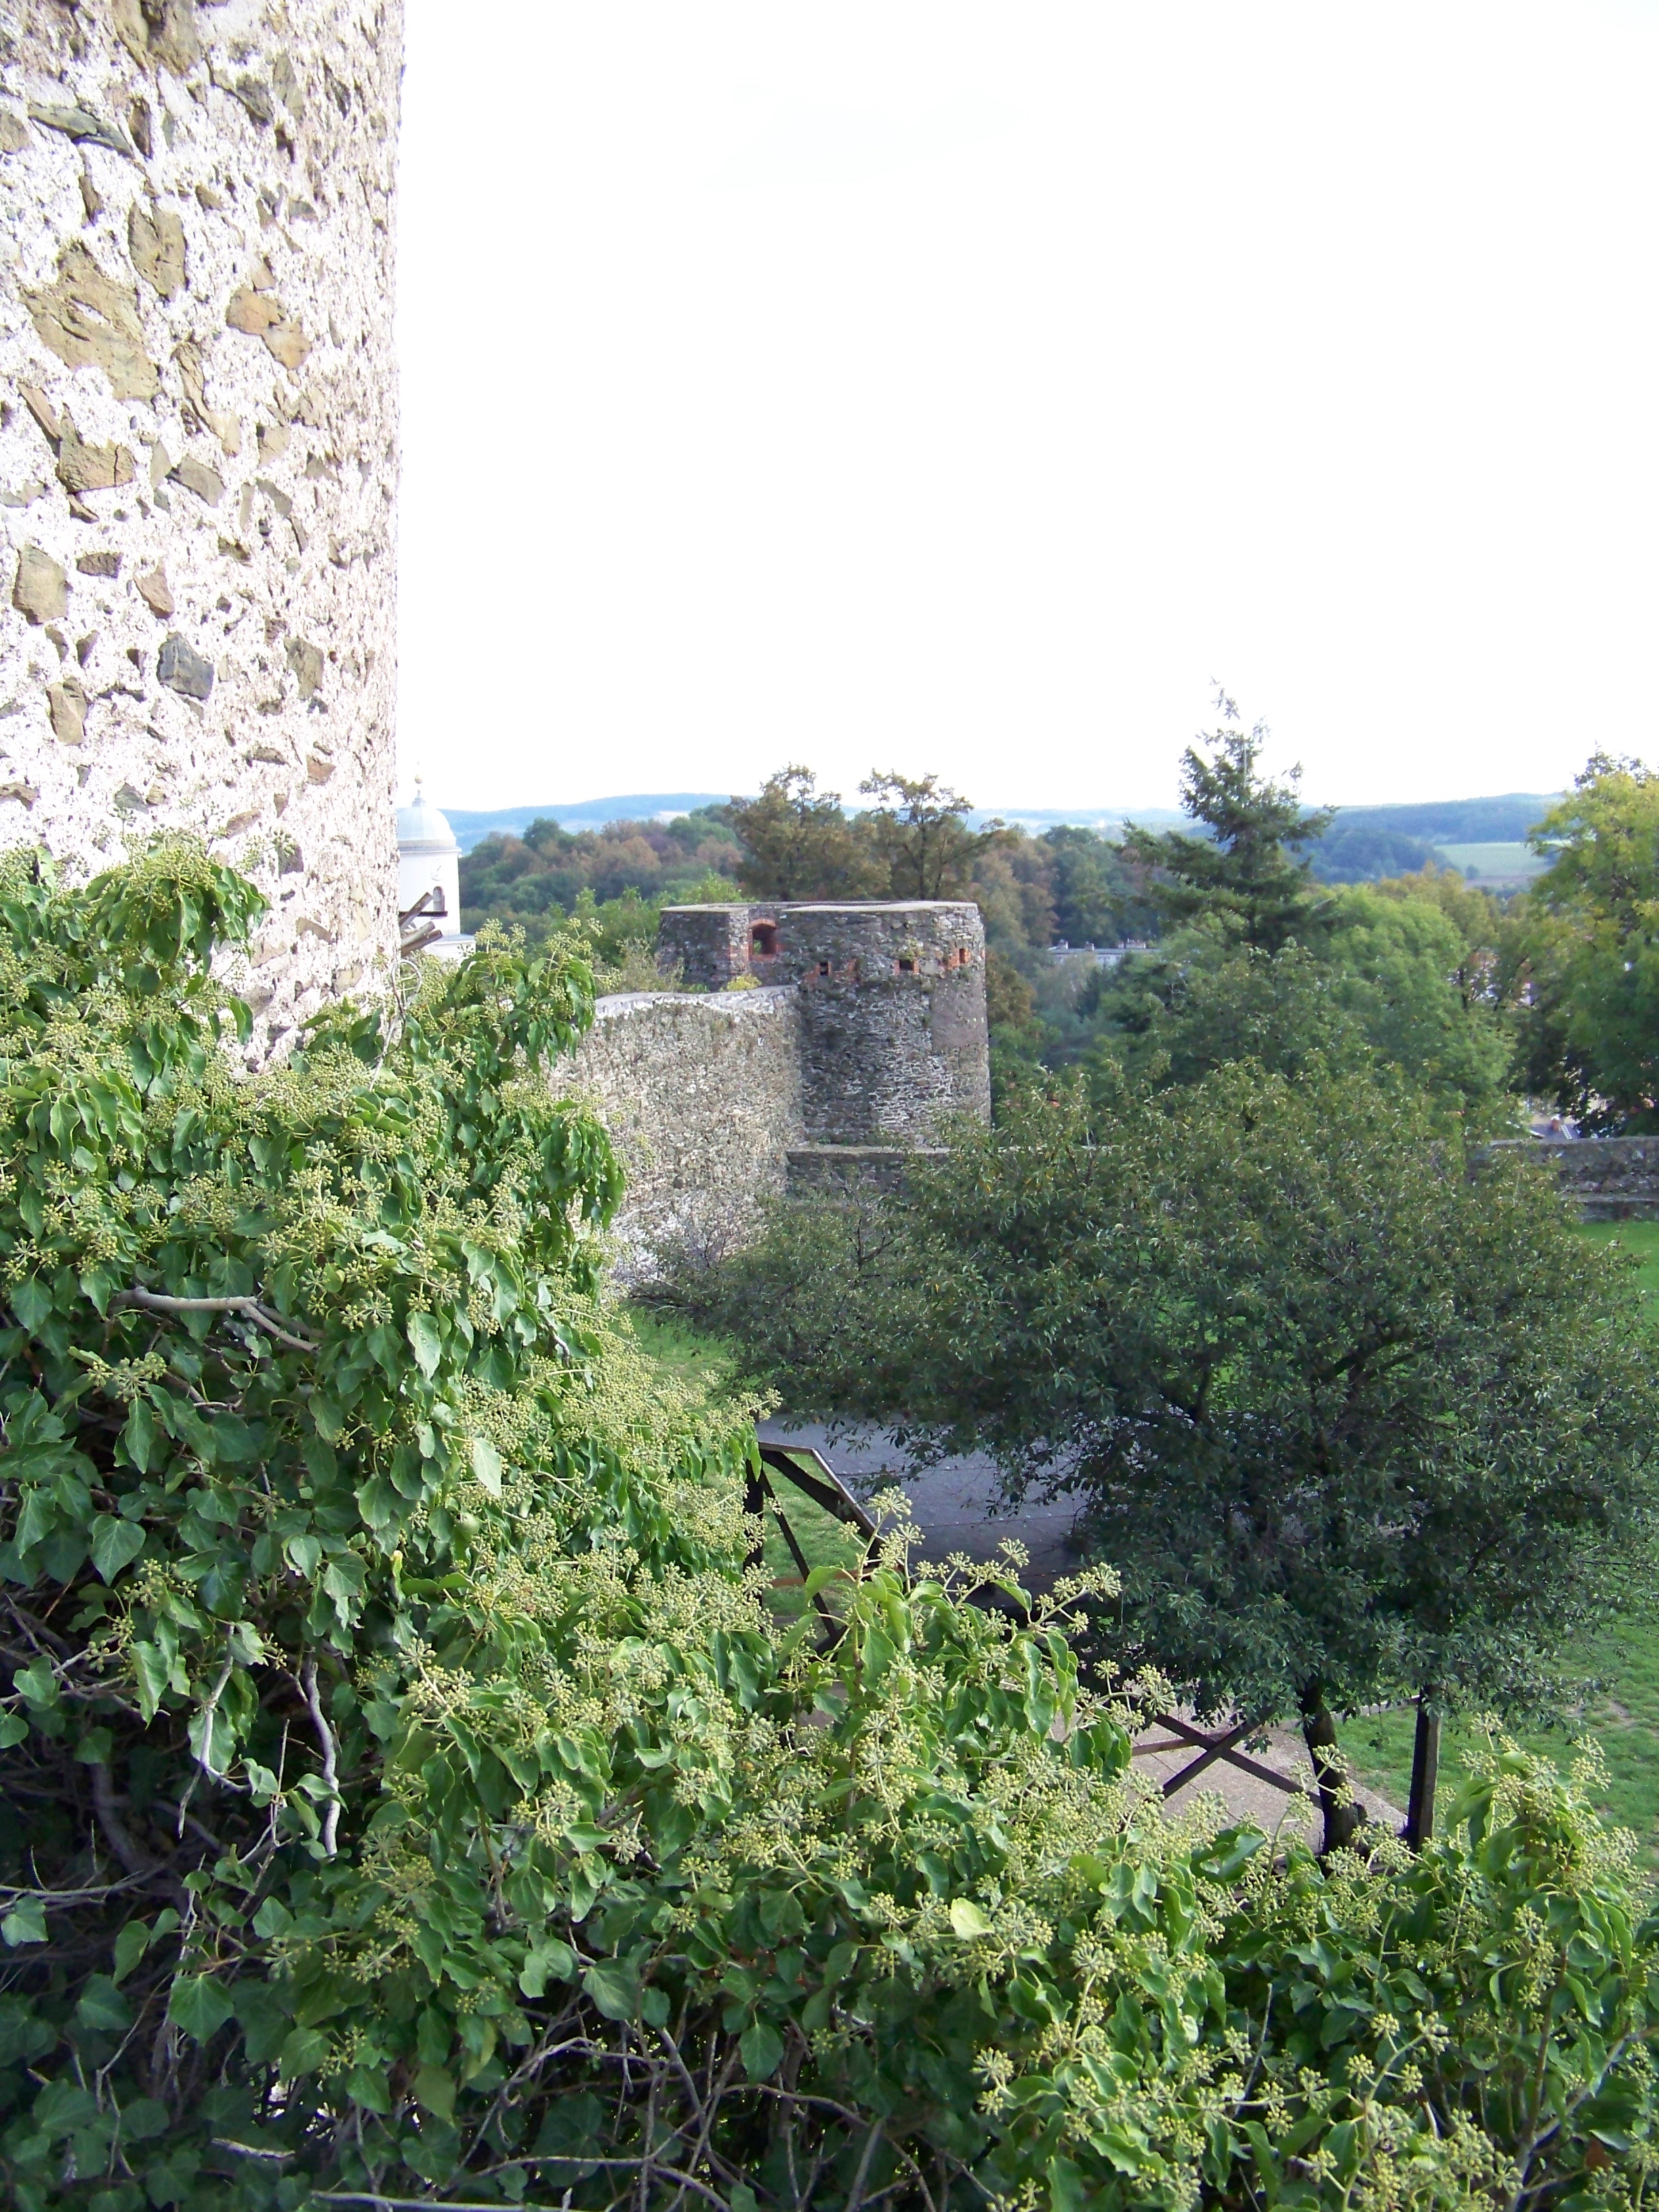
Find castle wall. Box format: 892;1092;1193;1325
657;904;758;991
558;987;806;1276
0;0;400;1057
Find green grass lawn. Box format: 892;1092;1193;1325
1580;1218;1659;1323
624;1305;742;1391
1347;1609;1659;1863
1436;841;1549;882
757;1454;864;1619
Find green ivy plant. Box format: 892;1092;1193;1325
1;842;1656;2211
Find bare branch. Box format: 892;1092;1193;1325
89;1761;188;1907
300;1656;341;1858
114;1286;320;1354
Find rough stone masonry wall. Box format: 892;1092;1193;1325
1486;1136;1659;1220
0;0;400;1057
785;903;989;1145
655;899;992;1145
558;988;807;1279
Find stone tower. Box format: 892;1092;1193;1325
0;0;401;1054
657;900;991;1145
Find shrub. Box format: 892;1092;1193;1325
1;845;1657;2209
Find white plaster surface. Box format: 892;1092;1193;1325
0;0;401;1055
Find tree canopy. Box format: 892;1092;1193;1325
670;1064;1657;1851
726;766;888;901
1510;753;1659;1130
1059;870;1512;1132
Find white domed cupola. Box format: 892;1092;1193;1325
396;779;465;953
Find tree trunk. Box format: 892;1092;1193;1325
1300;1681;1366;1856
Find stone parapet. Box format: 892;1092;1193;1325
657;899;991;1146
784;902;989;1144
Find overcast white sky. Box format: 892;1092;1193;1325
395;2;1659;819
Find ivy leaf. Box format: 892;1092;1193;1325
2;1897;47;1946
739;2019;784;2082
581;1958;638;2022
408;1311;442;1379
75;1974;133;2032
89;1513;145;1584
0;1713;28;1748
1046;2154;1088;2212
470;1435;503;1498
520;1938;575;1999
14;1658;57;1708
285;1534;323;1578
279;2026;330;2078
413;2063;455;2121
949;1898;991;1939
120;2096;170;2141
167;1974;234;2043
130;1641;170;1722
188;1699;234;1777
112;1921;151;1984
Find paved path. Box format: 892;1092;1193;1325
756;1420;1086;1589
758;1420;1405;1838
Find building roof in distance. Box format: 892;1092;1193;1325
396;780;459;857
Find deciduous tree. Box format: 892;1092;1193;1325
678;1067;1657;1851
1509;752;1659;1130
727;764;885;899
859;768;995;899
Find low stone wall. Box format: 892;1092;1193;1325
1486;1136;1659;1219
556;987;805;1277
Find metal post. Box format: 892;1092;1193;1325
1404;1693;1439;1849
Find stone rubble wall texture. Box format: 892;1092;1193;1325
0;0;401;1057
784;903;990;1144
1486;1136;1659;1220
655;899;991;1142
570;903;992;1274
558;987;806;1277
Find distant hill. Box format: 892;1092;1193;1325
444;796;731;855
1305;794;1559;886
439;788;1564;875
1320;794;1558;843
